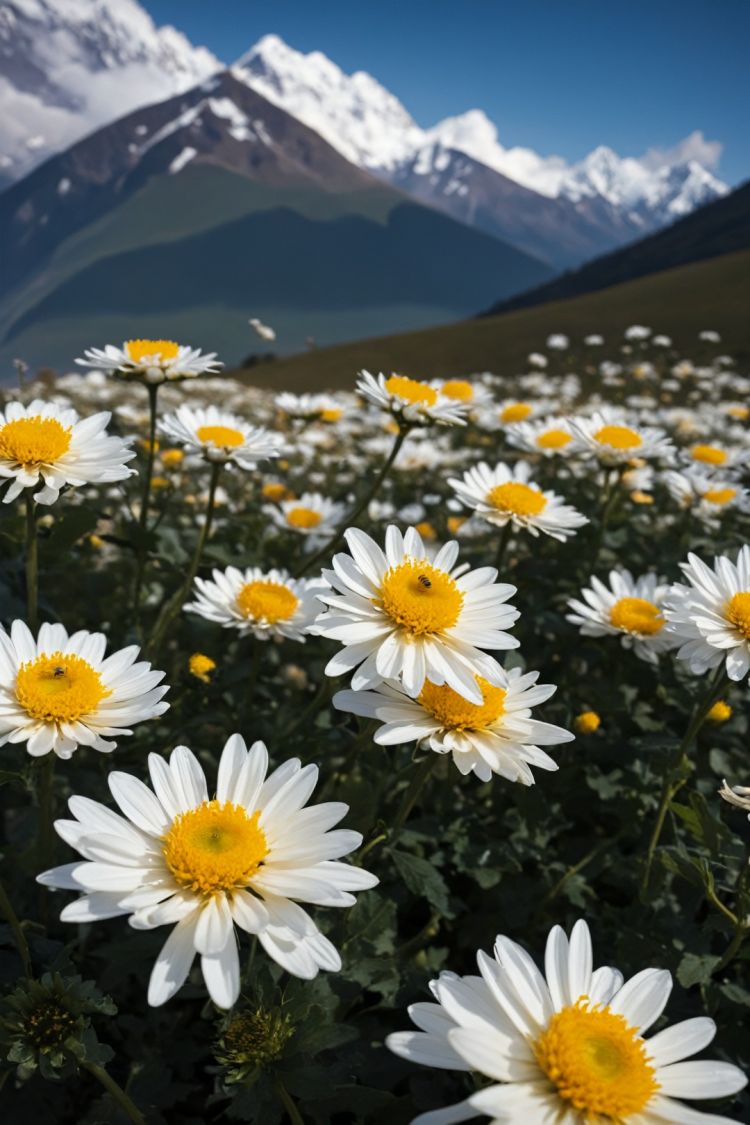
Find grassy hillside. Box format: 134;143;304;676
234;248;750;392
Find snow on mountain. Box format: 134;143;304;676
234;35;728;227
0;0;220;183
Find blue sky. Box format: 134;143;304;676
146;0;749;184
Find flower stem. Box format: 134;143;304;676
391;754;435;838
640;667;729;898
82;1060;147;1125
146;461;221;659
25;492;38;631
37;756;56;872
0;879;32;978
494;521;513;572
295;425;408;577
132;382;159;623
273;1076;305;1125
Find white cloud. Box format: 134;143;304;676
640;130;723;171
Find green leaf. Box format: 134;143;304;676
390;848;451;915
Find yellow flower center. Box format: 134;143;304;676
726;592;750;639
728;406;749;420
189;653;216;683
500;402;533;424
690;443;727;466
195;425;245;448
237;580;299;623
487;481;547;517
708;700;732;723
536;428;572;450
609;597;664;635
575;710;601;734
162;800;267;895
593;424;643;450
534;999;658;1116
319;407;343;422
15;652;110;723
126;339;180;364
0;417;72;467
703;487;736;506
286;506;322;530
384;375;438;407
418;676;505;730
441;380;474;402
262;482;288;502
378;560;463;636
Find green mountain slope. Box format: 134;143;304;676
232;248;750;392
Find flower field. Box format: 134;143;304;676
0;330;749;1123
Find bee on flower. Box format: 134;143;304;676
567;569;675;664
387;917;746;1124
77;339;221;383
356;371;468;427
0;400;135;505
0;621;168;758
185;567;321;641
159;406;284;468
38;735;378;1008
333;666;572;784
449;461;588;541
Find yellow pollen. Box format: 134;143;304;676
690;443;727;466
237;580;299;624
126;339;180;364
378;560;463;636
384;374;438;407
500;402;533;424
534;998;658;1116
0;416;72;466
536;428;572;450
487;481;547;517
707;700;732;723
703;487;736;506
286;506;322;530
319;407;343;422
594;424;643;450
441;379;474;402
575;710;601;734
418;677;505;730
726;592;750;640
609;597;664;635
161;448;184;468
195;425;245;448
15;652;110;723
162;800;267;895
263;482;289;502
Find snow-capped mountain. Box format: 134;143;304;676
0;0;219;185
235;35;729;258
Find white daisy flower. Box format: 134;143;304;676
495;399;536;426
76;339;221;383
333;666;572;784
275;392;329;419
506;417;580;458
448;461;588;541
0;400;135;505
185;567;320;641
681;441;747;473
159;405;284;468
265;492;345;547
570;409;675;465
315;525;519;704
387;918;746;1124
356;371;468;427
37;735;378;1008
662;469;750;524
434;379;493;410
664;547;750;680
567;570;675;664
0;621;168;759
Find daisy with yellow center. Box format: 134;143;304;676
76;340;221;383
185;566;321;642
387;918;746;1123
568;569;675;664
498;401;534;425
507;418;578;458
0;620;168;759
662;469;750;525
356;370;468;427
38;735;378;1009
315;525;519;704
160;405;284;468
266;492;344;549
570;410;674;465
664;547;750;681
449;461;588;541
0;400;135;505
334;665;572;784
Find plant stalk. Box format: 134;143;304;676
82;1060;147;1125
25;492;38;631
